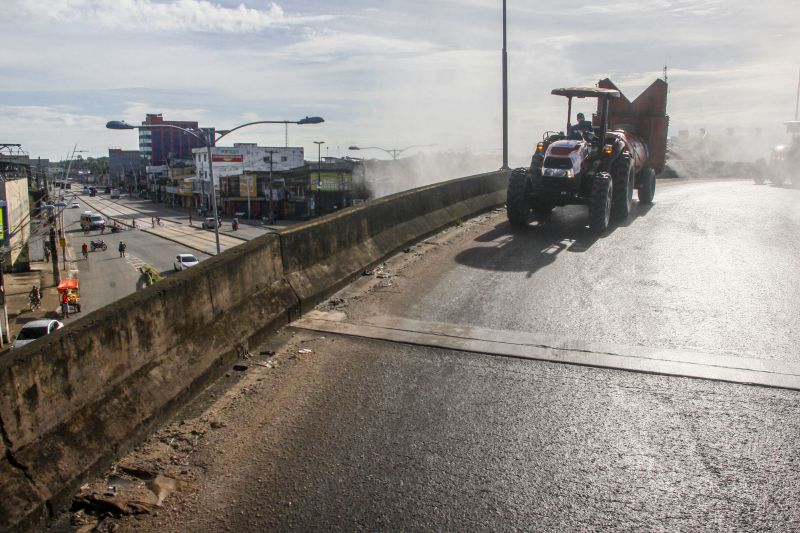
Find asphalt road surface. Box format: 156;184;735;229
80;179;800;532
59;195;211;314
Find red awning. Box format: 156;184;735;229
57;278;79;291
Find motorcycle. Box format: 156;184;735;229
90;239;108;252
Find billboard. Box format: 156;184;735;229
239;175;257;197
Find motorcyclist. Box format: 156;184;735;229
29;285;41;308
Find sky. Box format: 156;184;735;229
1;0;799;167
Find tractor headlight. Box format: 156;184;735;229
543;168;574;178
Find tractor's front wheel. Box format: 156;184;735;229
589;173;613;233
637;167;656;204
506;168;532;227
611;154;633;219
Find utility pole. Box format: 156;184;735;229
49;227;60;285
795;67;799;121
313;141;325;217
0;260;8;346
501;0;510;170
266;150;277;224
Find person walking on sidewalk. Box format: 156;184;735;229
119;241;127;258
189;214;192;226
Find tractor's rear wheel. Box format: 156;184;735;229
611;154;633;219
506;168;531;227
637;167;656;204
589;173;613;233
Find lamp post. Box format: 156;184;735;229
314;141;325;217
348;144;436;160
107;116;324;254
501;0;510;170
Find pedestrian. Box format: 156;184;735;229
189;214;192;226
43;246;51;262
119;240;127;258
151;217;155;228
156;216;161;226
61;291;70;319
218;215;222;228
81;242;88;259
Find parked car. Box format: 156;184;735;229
202;217;217;229
70;200;80;208
54;200;66;207
12;319;64;349
173;253;200;271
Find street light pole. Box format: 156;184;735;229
501;0;510;170
348;144;436;160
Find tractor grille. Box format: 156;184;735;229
543;157;572;169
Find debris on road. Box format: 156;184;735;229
298;348;313;354
233;364;249;371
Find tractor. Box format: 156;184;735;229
507;78;669;232
756;121;800;186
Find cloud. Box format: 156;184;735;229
9;0;330;33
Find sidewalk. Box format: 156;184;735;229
3;261;63;346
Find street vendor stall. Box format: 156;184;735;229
57;278;81;313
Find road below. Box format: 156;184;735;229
70;179;800;532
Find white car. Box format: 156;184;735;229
12;319;64;349
70;201;80;208
173;253;200;271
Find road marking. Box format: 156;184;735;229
293;311;800;391
125;254;147;271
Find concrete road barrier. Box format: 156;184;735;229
280;170;510;313
0;170;509;531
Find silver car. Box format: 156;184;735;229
12;319;64;349
173;253;200;271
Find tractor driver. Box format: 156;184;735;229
570;113;594;140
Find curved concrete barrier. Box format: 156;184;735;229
0;170;509;531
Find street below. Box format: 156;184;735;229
71;178;800;532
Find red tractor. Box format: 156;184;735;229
507;78;669;232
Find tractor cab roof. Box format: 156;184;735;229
551;87;621;99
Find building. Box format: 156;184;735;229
139;114;214;166
164;160;196;209
108;149;144;191
193;144;304;219
0;144;31;271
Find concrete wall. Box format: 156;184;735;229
0;170;509;531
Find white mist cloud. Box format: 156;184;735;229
8;0;328;32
